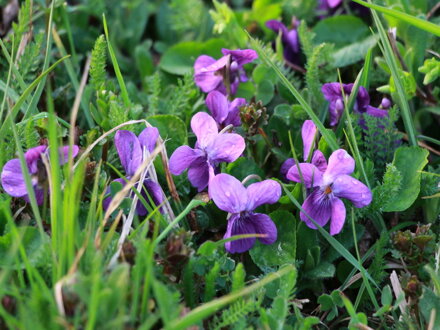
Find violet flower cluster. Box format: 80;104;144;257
322;82;390;127
287;149;372;235
194;48;258;96
1;145;79;205
103;127;164;216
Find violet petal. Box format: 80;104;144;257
208;173;247;213
246;179;281;211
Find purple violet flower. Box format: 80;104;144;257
169;112;245;192
194;48;258;95
209;173;281;253
318;0;343;12
103;127;164;216
322;83;371;126
380;97;391;109
266;19;300;64
287;149;372;235
280;120;327;180
205;91;246;128
1;145;79;205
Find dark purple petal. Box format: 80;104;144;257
187;160;211;192
137;179;164;216
169;146;204;175
23;186;45;205
322;82;343;102
221;49;258;66
138;127;159;153
311;150;328;172
252;212;277;244
225;97;245;126
58;145;79;165
365;106;389;118
115;130;142;177
300;189;332;229
206;91;229;124
207;133;245;163
329;98;345;126
102;178;126;212
266;20;288;35
302;120;317;161
355;86;370;113
208;173;247;213
324;149;355;183
280;158;296;179
1;158;29;197
332;174;372;208
286;163;323;188
246;179;281;211
224;214;256;253
24;145;47;173
191;112;218;149
330;197;346;235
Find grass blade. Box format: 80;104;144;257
352;0;440;37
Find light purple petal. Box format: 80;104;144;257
285;29;299;53
208;173;247;213
328;0;343;8
329;98;345;126
221;49;258;66
265;20;288;36
138;127;159;153
300;189;332;229
207;133;245;163
191;112;218;149
280;158;296;179
115;130;142;177
224;214;256;253
252;213;277;244
137;179;164;216
1;158;29;197
246;179;281;211
194;55;216;74
24;145;47;173
169;146;204;175
332;175;372;208
330;197;346;235
206;91;229;124
286;163;323;188
324;149;355;183
302;120;317;161
311;150;328;172
381;97;391;109
187;160;211;192
58;145;79;165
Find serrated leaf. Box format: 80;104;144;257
332;35;378;68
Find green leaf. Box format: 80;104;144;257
313;15;369;47
256;80;275;105
383;146;429;212
159;39;227;75
352;0;440;37
147;114;188;154
381;285;393;306
0;226;50;268
305;262;336;279
249;210;296;269
332;35;378;68
226;157;265;182
419;58;440;85
318;294;334;311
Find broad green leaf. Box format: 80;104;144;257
256;80;275;105
305;262;336;279
420;287;440;329
314;15;369;47
249;210;296;269
159;39;227;75
383;146;429;212
147;114;188;154
226;157;265;182
332;35;378;68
